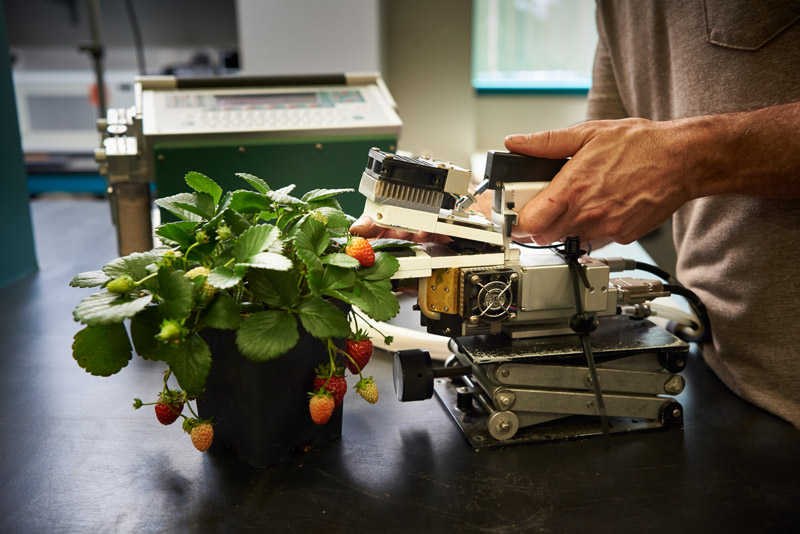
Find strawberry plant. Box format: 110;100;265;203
70;171;411;452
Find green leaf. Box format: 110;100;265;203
69;270;111;288
223;208;253;235
155;192;204;222
302;188;354;202
208;266;241;289
102;250;163;286
308;197;343;211
130;306;169;361
236;172;270;194
73;323;133;376
237;251;293;271
297;297;351;339
185;171;222;207
173;191;215;220
157;268;195;319
324;288;368;311
205;191;233;230
165;333;211;397
266;185;304;206
202;293;242;330
236;310;299;361
322;265;356;290
230;190;272;213
233;224;282;263
314;207;355;229
248;269;298;307
356;251;400;281
356;279;399;322
293;217;329;272
370;238;419;250
155;221;197;248
73;291;153;326
321;253;360;268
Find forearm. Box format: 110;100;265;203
681;101;800;199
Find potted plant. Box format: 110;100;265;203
69;171;407;466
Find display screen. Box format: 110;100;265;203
214;92;319;107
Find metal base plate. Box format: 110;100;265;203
433;378;683;451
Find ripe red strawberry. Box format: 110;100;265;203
191;423;214;452
356;376;379;404
345;237;375;267
309;390;335;425
313;364;347;407
154;400;183;425
345;337;373;374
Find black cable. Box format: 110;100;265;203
662;284;712;343
634;260;680;286
123;0;147;75
513;240;564;250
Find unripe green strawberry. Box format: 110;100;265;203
216;223;233;241
345;237;375;267
309;389;335;425
191;423;214;452
186;266;216;300
157;319;184;343
195;231;209;243
356;377;379;404
106;275;134;294
309;210;328;225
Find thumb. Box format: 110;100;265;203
504;126;587;159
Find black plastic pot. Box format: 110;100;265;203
197;327;343;468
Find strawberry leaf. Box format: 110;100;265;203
321;253;359;268
73;323;132;376
322;266;356;291
297;297;351;339
233;225;282;263
130;306;169;361
157;268;195;319
202;293;242;330
370;238;419;250
165;333;211;397
155;221;197;248
185;171;222;207
301;188;354;202
266;184;304;206
356;251;400;281
173;191;215;220
237;251;293;271
207;266;241;289
236;310;299;361
102;250;163;287
73;291;153;326
69;270;111;288
223;207;253;235
155;193;205;222
314;207;355;229
356;279;399;321
293;217;328;271
230;190;272;213
248;269;298;308
236;172;270;194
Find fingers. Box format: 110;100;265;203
504;125;588;159
349;215;383;238
510;183;569;244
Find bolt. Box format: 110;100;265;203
371;146;379;151
470;275;481;284
496;392;515;408
443;327;452;335
444;306;449;312
444;287;450;292
430;304;436;310
509;273;518;281
469;315;479;324
586;400;595;409
385;153;394;159
664;376;684;394
672;408;682;419
458;387;470;393
521;267;528;273
584;375;594;388
500;368;510;378
508;313;517;321
431;285;437;291
445;269;450;273
498;421;512;434
376;213;383;220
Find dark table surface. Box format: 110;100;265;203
2;198;798;534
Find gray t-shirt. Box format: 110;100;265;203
587;0;800;427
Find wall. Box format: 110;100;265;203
0;0;37;288
381;0;588;168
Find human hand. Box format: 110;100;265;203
349;215;451;243
504;118;694;245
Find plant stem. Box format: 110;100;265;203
134;272;158;287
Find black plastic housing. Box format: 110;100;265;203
484;151;568;189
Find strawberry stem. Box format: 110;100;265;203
133;272;158;287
